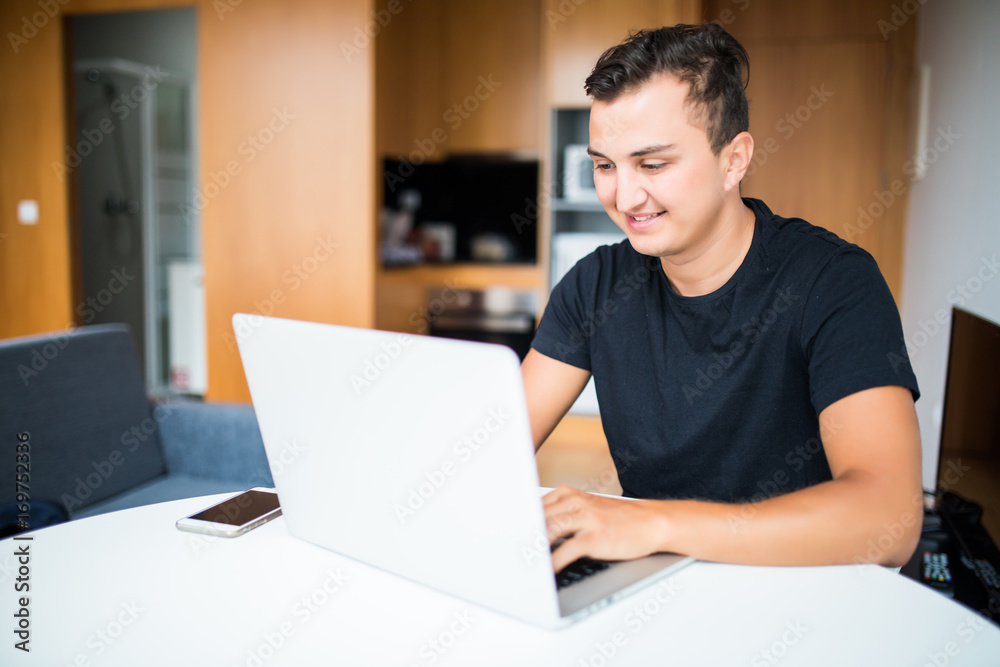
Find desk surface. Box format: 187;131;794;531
3;493;1000;666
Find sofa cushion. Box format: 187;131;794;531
70;473;251;519
0;325;167;517
156;399;273;487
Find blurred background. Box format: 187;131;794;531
0;0;997;495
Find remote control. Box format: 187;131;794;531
923;551;953;591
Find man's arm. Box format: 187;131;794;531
521;348;592;451
543;384;923;570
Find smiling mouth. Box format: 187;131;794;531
626;211;665;226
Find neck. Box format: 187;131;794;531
660;198;756;297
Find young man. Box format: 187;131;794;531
524;24;923;573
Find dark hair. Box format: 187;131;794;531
584;24;750;155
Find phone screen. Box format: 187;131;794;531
189;489;280;526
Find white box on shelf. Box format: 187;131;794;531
562;144;600;203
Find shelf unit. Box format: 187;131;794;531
547;108;624;285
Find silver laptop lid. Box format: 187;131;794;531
233;314;561;626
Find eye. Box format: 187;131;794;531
593;162;614;172
642;162;668;171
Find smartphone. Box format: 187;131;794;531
175;487;282;537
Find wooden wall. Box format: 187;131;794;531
0;0;375;402
376;0;541;159
542;0;702;108
198;0;375;401
705;0;917;301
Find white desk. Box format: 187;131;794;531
3;493;999;666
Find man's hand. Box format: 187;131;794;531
543;485;668;572
540;385;923;571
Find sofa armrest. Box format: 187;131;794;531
155;400;273;488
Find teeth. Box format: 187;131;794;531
632;212;662;222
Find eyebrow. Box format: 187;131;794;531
586;144;677;159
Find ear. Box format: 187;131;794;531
721;131;754;191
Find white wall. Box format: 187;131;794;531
900;0;1000;491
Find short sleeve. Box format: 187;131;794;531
530;255;597;371
799;246;920;415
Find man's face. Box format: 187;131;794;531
588;74;736;260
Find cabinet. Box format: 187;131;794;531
441;0;541;154
538;1;699;422
374;0;545;336
376;0;541;159
548;108;623;288
542;0;701;108
537;0;700;293
704;0;916;301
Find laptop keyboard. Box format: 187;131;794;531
555;557;612;590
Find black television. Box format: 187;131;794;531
381;156;538;264
936;307;1000;543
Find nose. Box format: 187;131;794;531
615;168;648;213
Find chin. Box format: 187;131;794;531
624;233;675;259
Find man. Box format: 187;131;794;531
524;24;923;573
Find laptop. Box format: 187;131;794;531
233;314;693;628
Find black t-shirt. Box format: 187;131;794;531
531;198;919;503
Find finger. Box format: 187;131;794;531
544;490;593;518
546;513;577;544
542;484;579;507
551;535;590;573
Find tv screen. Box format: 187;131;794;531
381;157;538;264
936;307;1000;542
